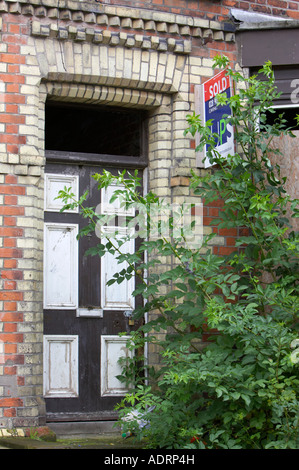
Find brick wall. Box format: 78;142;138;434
0;175;24;423
0;9;45;428
0;0;297;428
0;172;44;428
106;0;299;20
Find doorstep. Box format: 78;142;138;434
0;434;145;449
0;423;146;449
0;435;144;451
47;419;119;437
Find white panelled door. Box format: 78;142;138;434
43;164;142;421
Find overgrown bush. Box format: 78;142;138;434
58;56;299;449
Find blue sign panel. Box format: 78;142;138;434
202;70;234;167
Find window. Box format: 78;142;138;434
45;103;146;157
265;104;299;131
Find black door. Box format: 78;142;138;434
43;159;143;421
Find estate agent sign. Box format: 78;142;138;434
195;69;234;168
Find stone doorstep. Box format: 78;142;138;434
0;422;118;441
0;436;145;449
0;437;63;449
0;422;145;448
0;425;57;449
48;420;119;437
0;426;55;440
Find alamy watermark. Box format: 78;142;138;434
0;78;4;103
0;338;5;370
94;200;204;248
291;78;299;104
290;339;299;364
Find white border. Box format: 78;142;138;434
100;226;135;311
43;335;79;398
43;223;79;309
100;335;133;397
44;173;79;213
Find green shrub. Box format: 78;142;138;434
57;57;299;449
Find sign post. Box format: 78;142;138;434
195;70;234;168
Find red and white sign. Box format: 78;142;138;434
195;70;234;168
203;70;230;102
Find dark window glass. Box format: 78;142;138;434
264;106;299;131
45;103;145;156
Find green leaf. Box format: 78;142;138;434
241;394;251;407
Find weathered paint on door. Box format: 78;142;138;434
43;161;143;421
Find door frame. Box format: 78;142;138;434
43;145;148;422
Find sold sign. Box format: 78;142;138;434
196;69;234;168
204;72;231;101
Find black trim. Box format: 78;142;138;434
45;150;147;168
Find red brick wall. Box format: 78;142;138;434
0;13;35;426
107;0;299;20
0;14;28;156
204;199;250;257
0;175;25;423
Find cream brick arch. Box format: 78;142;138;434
33;29;197;193
43;82;165;109
33;32;192;181
34;37;187;95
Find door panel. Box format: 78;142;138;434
101;183;135;217
43;335;79;398
43;162;143;421
43;223;78;310
101;335;133;397
44;173;79;213
100;227;135;311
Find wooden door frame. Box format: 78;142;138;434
45;149;148;169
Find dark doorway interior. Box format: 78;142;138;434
45;102;146;156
